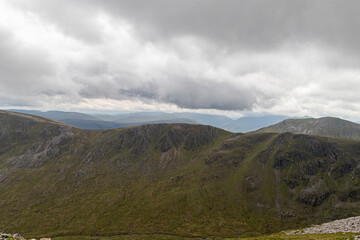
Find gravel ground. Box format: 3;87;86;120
286;216;360;235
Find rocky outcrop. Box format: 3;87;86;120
0;232;43;240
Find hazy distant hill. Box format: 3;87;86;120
113;112;232;127
92;114;121;122
175;113;233;127
255;117;360;139
58;119;132;129
221;115;289;132
2;110;360;238
56;118;198;130
113;112;291;132
9;109;100;121
6;110;293;132
6;110;198;130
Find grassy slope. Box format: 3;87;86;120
1;112;360;239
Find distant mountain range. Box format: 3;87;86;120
11;110;360;138
9;109;100;121
6;109;293;132
1;110;360;238
255;117;360;140
221;115;289;132
8;110;198;130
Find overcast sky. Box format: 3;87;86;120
1;0;360;119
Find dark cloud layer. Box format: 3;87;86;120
95;0;360;53
21;0;360;52
78;76;257;111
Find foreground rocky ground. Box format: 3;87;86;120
286;216;360;235
228;233;360;240
225;216;360;239
0;232;51;240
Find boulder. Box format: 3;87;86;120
13;233;25;240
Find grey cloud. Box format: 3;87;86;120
4;0;360;118
12;0;104;44
159;79;257;110
77;73;259;111
0;27;73;108
70;54;260;110
84;0;302;49
0;96;33;107
76;0;360;53
12;0;360;52
0;29;53;90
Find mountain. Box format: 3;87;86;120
92;114;122;122
221;115;290;133
6;110;292;133
58;119;133;130
255;117;360;140
113;112;292;133
2;111;360;239
114;113;179;123
6;110;198;130
57;118;197;130
113;112;232;128
9;109;100;121
175;113;233;127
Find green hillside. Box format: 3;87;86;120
255;117;360;140
1;111;360;239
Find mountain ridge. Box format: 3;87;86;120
7;109;316;133
6;110;201;130
1;111;360;238
255;116;360;140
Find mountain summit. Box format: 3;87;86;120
255;117;360;140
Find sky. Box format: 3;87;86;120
1;0;360;119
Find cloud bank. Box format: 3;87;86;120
1;0;360;119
